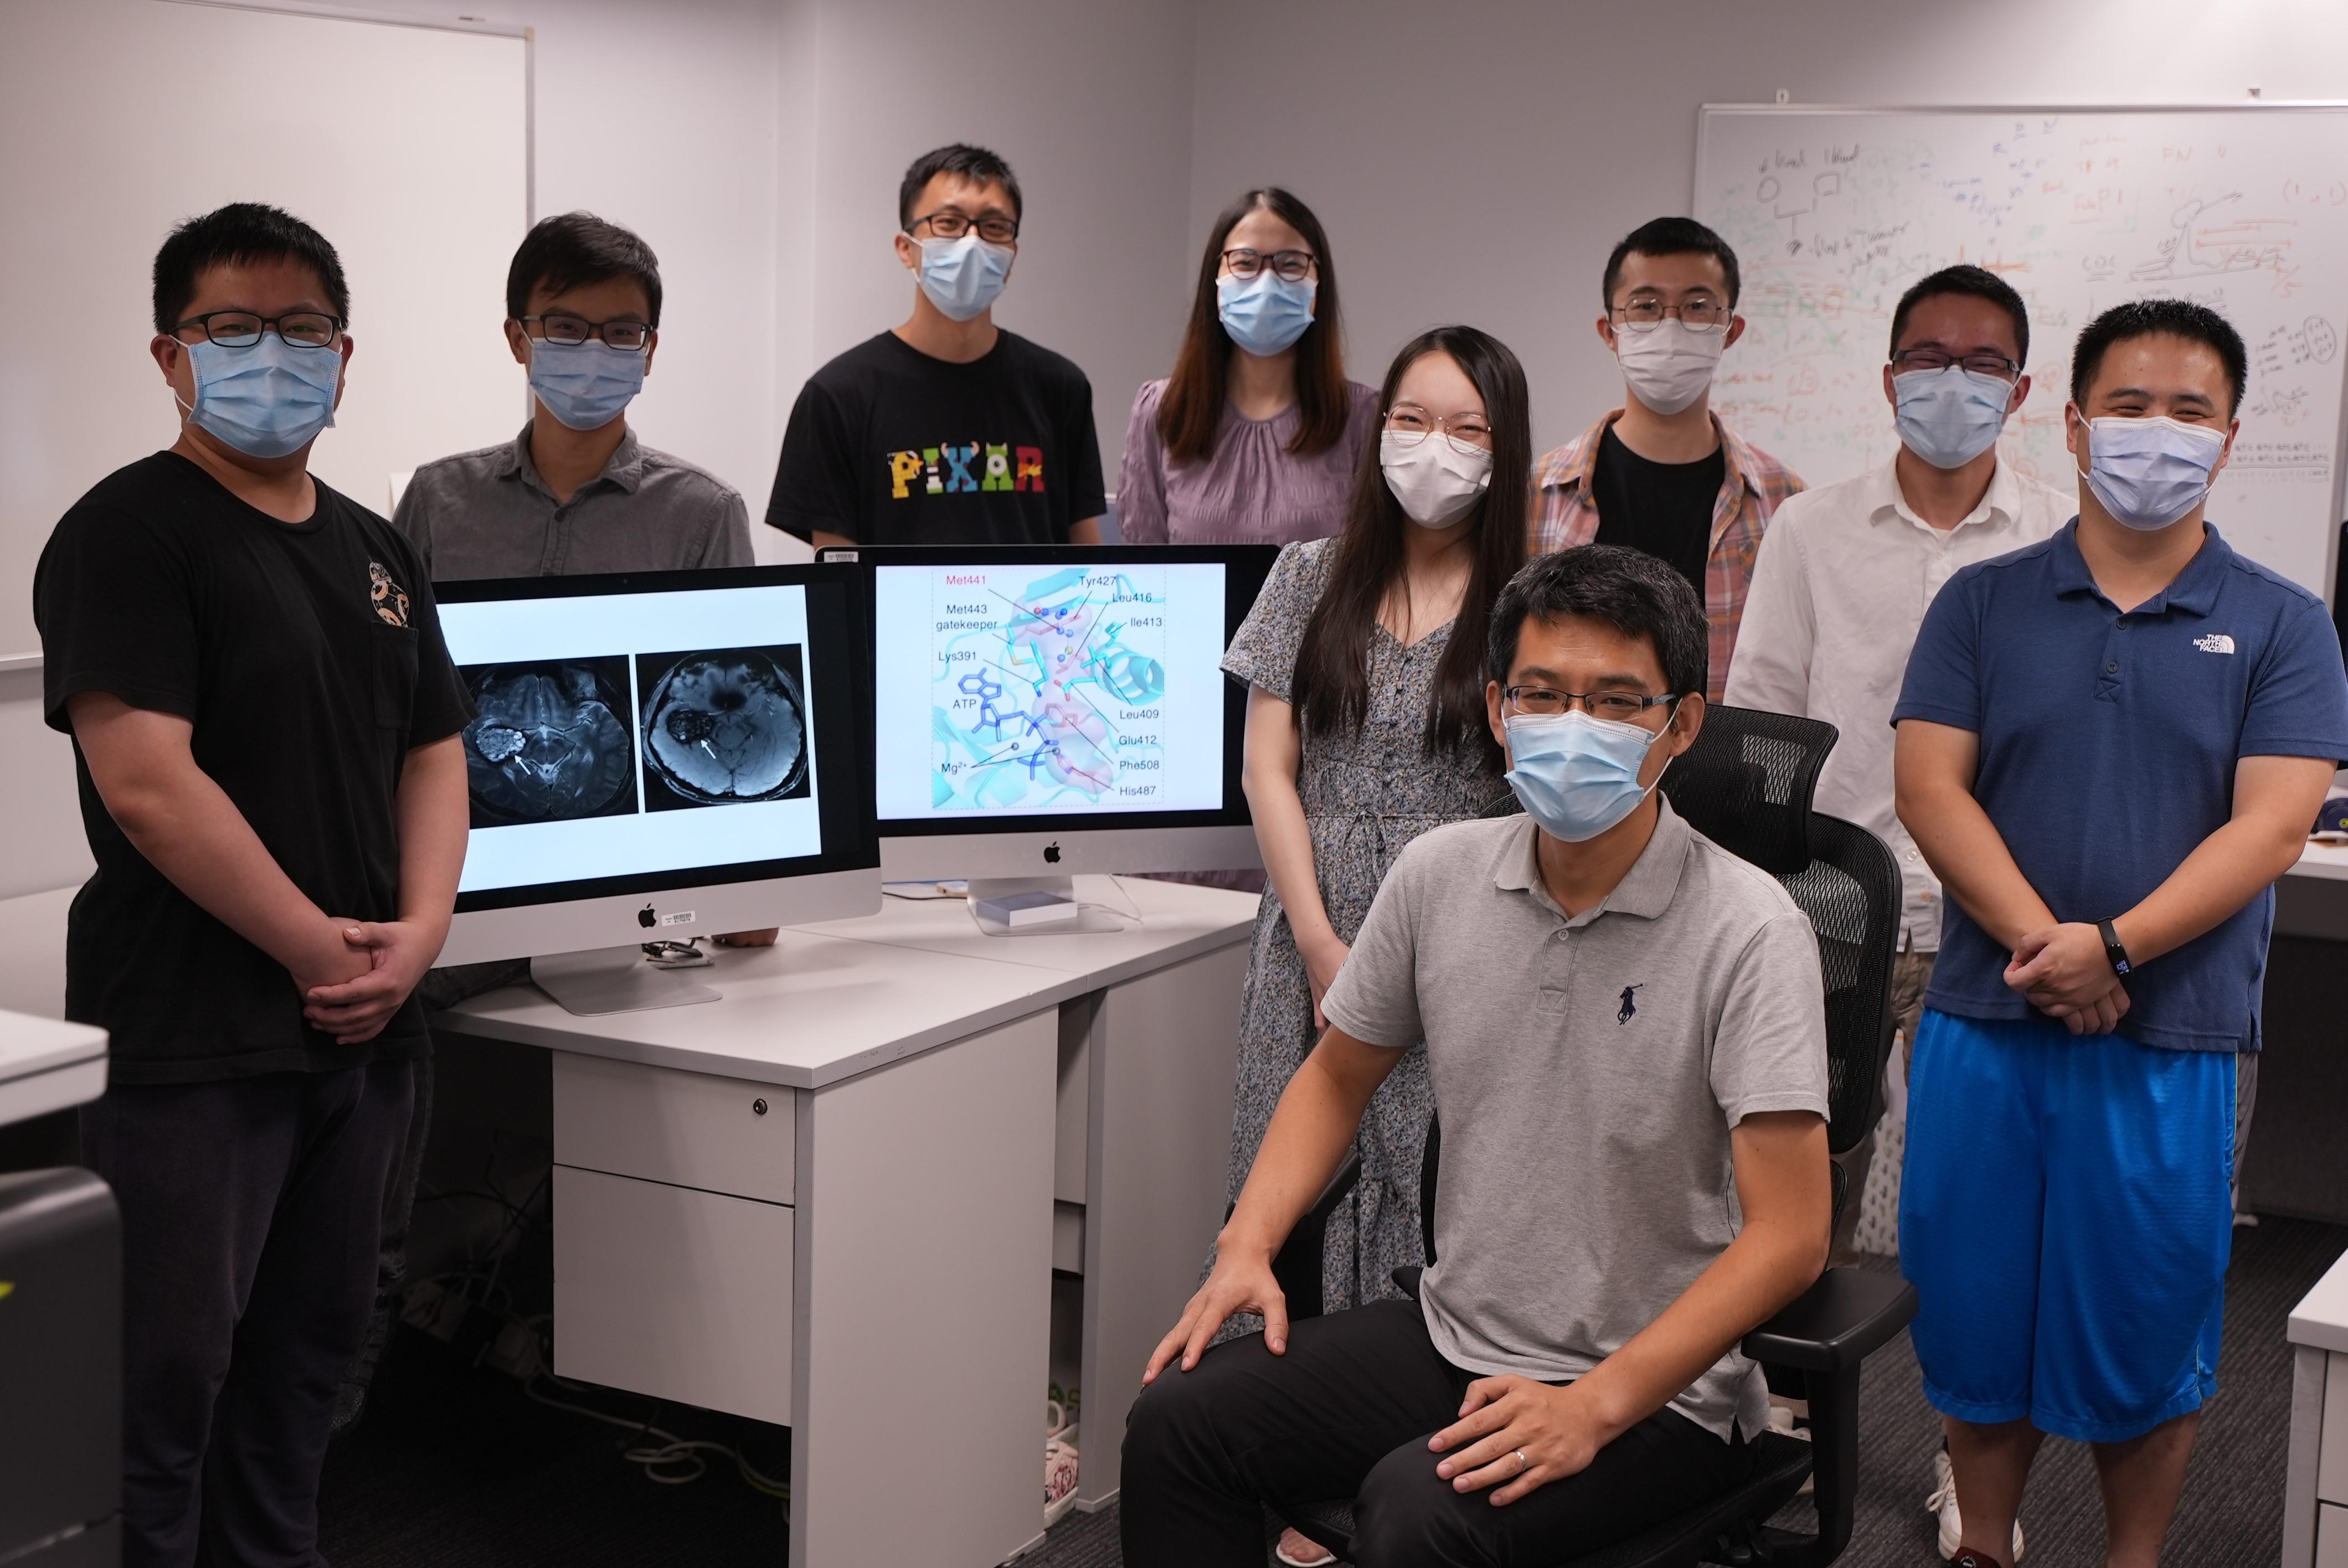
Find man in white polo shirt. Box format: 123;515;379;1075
1120;546;1831;1567
1725;262;2067;1558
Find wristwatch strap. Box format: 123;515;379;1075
2097;918;2133;976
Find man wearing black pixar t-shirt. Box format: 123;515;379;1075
33;203;470;1566
766;143;1106;550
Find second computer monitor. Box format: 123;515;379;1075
837;544;1279;881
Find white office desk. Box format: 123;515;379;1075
802;875;1254;1510
438;877;1258;1567
2289;842;2348;884
0;1009;106;1127
2284;1245;2348;1567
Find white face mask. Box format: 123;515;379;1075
2080;414;2228;532
1379;429;1494;528
1613;319;1726;416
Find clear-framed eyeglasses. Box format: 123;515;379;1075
1384;403;1493;455
1609;296;1732;334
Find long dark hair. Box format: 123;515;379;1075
1156;188;1349;465
1290;326;1530;765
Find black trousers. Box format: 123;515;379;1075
1121;1297;1756;1568
82;1059;415;1568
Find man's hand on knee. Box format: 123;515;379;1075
1142;1252;1288;1385
1429;1376;1607;1505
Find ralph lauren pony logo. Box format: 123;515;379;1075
1618;984;1643;1025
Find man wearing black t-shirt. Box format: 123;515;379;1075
33;204;471;1566
766;143;1107;549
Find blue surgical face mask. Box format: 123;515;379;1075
177;333;341;459
1217;270;1316;357
528;339;645;431
2082;413;2227;531
1502;708;1672;844
1893;365;2013;470
916;234;1014;322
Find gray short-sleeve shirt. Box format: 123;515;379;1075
1320;803;1830;1440
394;425;754;581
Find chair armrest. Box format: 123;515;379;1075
1740;1266;1917;1373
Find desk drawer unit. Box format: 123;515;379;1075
552;1165;794;1426
554;1054;795;1204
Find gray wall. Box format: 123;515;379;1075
1186;0;2348;455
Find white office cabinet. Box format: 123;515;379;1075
2326;1353;2348;1504
791;1009;1057;1568
2319;1504;2348;1568
552;1165;794;1425
2290;1252;2348;1567
554;1053;795;1204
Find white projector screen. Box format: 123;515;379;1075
0;0;529;656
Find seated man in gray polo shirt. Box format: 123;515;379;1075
1122;545;1832;1567
392;212;753;580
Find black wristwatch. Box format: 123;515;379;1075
2097;918;2133;976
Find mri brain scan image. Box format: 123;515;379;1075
459;659;636;827
637;644;810;809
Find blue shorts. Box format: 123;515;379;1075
1899;1008;2236;1442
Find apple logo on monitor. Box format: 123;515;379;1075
1043;842;1061;864
638;904;657;929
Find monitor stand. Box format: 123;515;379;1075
966;876;1136;937
531;945;723;1017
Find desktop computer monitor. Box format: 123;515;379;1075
433;563;879;978
827;544;1279;881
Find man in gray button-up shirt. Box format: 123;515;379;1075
394;421;751;580
349;214;756;1437
390;212;754;581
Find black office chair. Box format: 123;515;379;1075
1268;705;1915;1567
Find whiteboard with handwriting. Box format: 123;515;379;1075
1695;105;2348;596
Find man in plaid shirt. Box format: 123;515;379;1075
1529;218;1801;700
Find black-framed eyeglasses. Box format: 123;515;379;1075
1384;404;1492;455
1221;247;1315;282
1890;347;2022;380
172;310;343;349
908;209;1019;245
520;313;653;352
1504;685;1681;723
1609;297;1732;332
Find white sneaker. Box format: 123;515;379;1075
1927;1448;2025;1562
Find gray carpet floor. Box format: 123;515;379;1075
320;1215;2344;1566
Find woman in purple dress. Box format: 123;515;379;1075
1116;188;1376;547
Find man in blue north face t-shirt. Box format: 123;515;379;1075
1892;298;2348;1568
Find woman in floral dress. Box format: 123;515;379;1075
1216;324;1531;1324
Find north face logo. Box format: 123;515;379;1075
2193;633;2235;654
